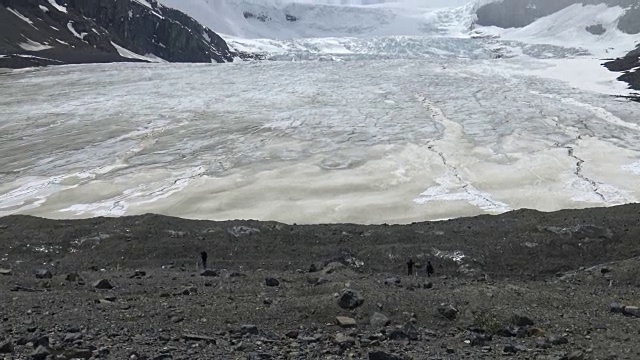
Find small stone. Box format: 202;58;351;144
0;268;11;276
241;325;259;335
370;312;390;328
333;333;355;347
610;302;624;313
368;350;402;360
321;262;344;275
31;345;51;360
265;277;280;287
549;335;569;345
130;270;146;279
336;316;357;328
180;286;197;295
536;338;551;349
423;282;433;289
64;348;92;359
600;267;612;274
567;350;585;360
503;344;518;354
511;313;534;327
65;273;82;282
384;277;401;286
200;269;218;277
64;333;83;342
0;340;14;353
337;289;364;309
93;279;114;289
498;326;517;337
285;330;299;339
437;304;458;320
35;269;52;279
623;306;640;317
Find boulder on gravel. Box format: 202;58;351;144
369;350;403;360
0;340;14;353
511;313;534;327
322;262;344;275
370;312;390;328
437;304;458;320
31;345;51;360
337;289;364;309
623;306;640;317
65;273;83;282
35;269;52;279
265;277;280;287
93;279;114;289
200;269;218;277
336;316;357;328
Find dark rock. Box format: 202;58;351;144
566;351;585;360
437;304;458;320
610;302;624;313
469;332;492;346
333;333;355;347
511;313;534;327
33;335;49;348
503;344;518;354
265;277;280;287
180;286;197;295
0;340;14;353
285;330;299;339
337;289;364;309
35;269;52;279
370;312;390;328
369;350;403;360
200;269;218;277
600;267;612;274
336;316;357;328
549;335;569;345
586;24;606;35
322;262;344;274
65;273;82;282
623;306;640;317
130;270;147;279
240;325;259;336
93;279;114;289
182;334;216;343
536;337;552;349
309;261;326;273
384;277;401;286
402;321;419;341
64;348;92;359
423;281;433;289
31;345;50;360
64;333;83;342
498;326;517;337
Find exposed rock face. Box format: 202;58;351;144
603;45;640;91
475;0;640;34
0;0;233;68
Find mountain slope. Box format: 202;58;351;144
0;0;234;68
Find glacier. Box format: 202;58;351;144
0;0;639;224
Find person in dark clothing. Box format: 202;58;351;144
426;260;434;277
200;251;208;270
407;258;415;276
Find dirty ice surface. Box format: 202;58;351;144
1;51;639;224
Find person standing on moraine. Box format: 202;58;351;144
407;258;415;276
426;260;434;277
200;251;208;270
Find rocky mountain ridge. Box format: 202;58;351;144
0;0;234;68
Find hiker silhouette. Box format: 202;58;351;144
200;251;208;269
407;258;415;276
426;260;434;277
